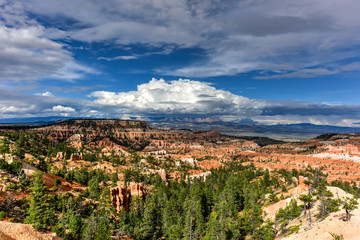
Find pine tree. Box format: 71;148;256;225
82;214;98;240
67;210;82;239
88;177;100;200
342;197;358;221
94;219;111;240
299;194;313;226
140;194;161;239
162;196;180;237
65;197;82;240
183;195;204;240
204;192;240;239
0;137;10;160
26;171;55;230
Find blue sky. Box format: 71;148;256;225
0;0;360;126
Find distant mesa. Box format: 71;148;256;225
11;118;227;151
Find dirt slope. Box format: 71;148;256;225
279;187;359;240
0;222;62;240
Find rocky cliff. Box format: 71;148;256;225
111;182;147;212
29;119;225;151
33;119;167;140
31;119;181;151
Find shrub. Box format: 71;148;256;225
0;211;6;219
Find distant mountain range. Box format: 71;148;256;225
147;118;360;141
0;116;72;125
1;116;360;141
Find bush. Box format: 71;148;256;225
53;179;61;187
287;224;301;235
21;178;30;186
0;211;6;219
5;183;17;191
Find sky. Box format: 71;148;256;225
0;0;360;126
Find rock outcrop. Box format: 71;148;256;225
111;182;147;212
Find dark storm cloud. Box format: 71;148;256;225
261;102;360;118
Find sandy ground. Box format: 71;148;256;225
281;208;360;240
0;221;62;240
279;187;360;240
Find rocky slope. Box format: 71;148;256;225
241;133;360;184
0;221;62;240
33;119;177;141
28;119;230;151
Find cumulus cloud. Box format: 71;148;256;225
89;78;360;126
50;105;75;112
0;78;359;126
90;78;263;116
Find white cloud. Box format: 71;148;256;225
0;104;36;113
0;78;359;127
0;25;70;81
51;105;75;112
89;78;360;126
0;87;90;119
49;61;100;81
90;78;262;116
98;55;138;61
35;91;53;97
0;2;98;82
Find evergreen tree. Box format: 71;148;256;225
183;194;204;240
88;177;101;200
162;196;181;238
0;137;10;160
26;171;55;230
94;219;111;240
275;199;300;233
299;194;313;226
67;210;82;239
204;192;241;239
140;194;161;239
65;197;82;239
342;197;358;221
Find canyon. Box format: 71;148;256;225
1;119;360;239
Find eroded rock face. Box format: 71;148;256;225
34;119;155;140
30;119;180;150
111;182;147;212
70;153;82;161
28;119;228;152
